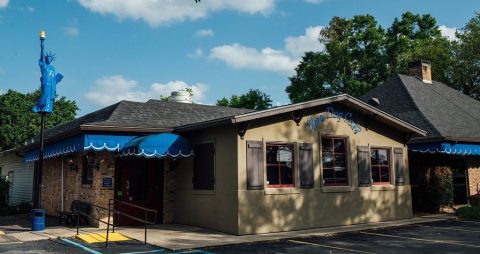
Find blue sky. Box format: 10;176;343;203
0;0;479;115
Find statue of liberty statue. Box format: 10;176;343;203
32;31;63;114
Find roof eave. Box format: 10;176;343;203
231;94;426;137
80;125;173;133
409;136;480;144
175;118;233;132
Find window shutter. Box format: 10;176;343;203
246;141;264;190
357;146;370;187
394;148;405;186
299;143;314;188
193;143;215;190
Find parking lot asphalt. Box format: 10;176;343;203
198;219;480;254
0;219;478;253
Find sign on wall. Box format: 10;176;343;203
102;177;113;188
305;106;361;134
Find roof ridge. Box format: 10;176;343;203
146;99;255;112
396;75;442;136
82;101;124;125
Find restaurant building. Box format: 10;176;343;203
23;94;425;235
360;60;480;207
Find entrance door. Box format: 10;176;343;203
452;167;468;205
114;157;164;225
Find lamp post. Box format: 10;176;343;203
32;30;63;208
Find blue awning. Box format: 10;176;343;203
24;134;138;162
119;133;193;158
409;142;480;156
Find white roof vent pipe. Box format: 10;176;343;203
168;91;193;104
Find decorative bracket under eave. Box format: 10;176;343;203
237;122;250;140
365;113;377;131
403;133;414;146
292;110;304;126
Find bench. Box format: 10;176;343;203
58;200;92;226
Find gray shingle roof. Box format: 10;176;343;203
360;74;480;141
41;100;254;142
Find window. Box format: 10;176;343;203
321;137;348;186
370;148;390;185
193;142;215;190
266;143;295;188
81;154;95;185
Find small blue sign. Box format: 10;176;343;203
103;177;113;188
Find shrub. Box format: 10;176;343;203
456;206;480;221
416;166;454;212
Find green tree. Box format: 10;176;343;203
451;13;480;100
0;89;78;151
286;12;453;103
386;12;453;84
216;89;272;110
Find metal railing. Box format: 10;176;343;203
74;200;157;247
108;199;157;244
74;203;114;247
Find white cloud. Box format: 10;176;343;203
304;0;324;3
195;29;214;37
439;25;457;41
26;6;35;12
77;0;275;27
210;43;299;75
188;48;204;58
65;26;80;37
0;0;9;8
284;26;324;57
85;75;208;106
209;26;324;75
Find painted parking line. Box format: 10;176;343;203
61;238;103;254
417;224;480;233
119;250;166;254
360;231;480;249
0;241;23;245
173;250;215;254
458;219;480;225
288;239;376;254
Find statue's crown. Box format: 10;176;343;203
45;51;56;62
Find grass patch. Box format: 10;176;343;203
456;206;480;221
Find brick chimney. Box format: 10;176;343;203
408;60;432;84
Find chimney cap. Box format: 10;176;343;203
408;60;431;68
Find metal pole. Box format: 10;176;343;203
76;213;79;235
61;156;64;211
144;210;147;244
106;209;111;247
34;113;46;208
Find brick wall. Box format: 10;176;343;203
164;159;175;223
40;151;116;227
467;157;480;196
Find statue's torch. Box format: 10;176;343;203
40;31;45;40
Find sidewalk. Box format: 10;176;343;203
0;214;455;250
0;213;103;242
116;214;455;251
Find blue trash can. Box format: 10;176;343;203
31;209;45;231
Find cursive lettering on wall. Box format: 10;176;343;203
305;106;361;134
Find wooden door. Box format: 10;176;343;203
114;158;164;226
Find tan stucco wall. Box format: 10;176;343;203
174;125;239;234
237;105;413;234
